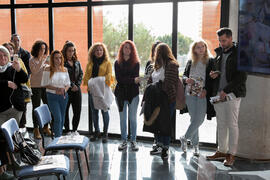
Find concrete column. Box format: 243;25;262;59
229;0;270;159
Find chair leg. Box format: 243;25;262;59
63;175;66;180
84;149;90;173
76;150;83;180
57;175;60;180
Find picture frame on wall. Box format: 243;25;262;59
238;0;270;74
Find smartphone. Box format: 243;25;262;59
13;54;18;61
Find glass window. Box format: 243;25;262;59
134;3;172;71
133;3;172;137
0;9;11;43
54;7;88;131
176;0;221;144
16;8;49;55
0;0;10;4
92;5;128;135
16;0;48;3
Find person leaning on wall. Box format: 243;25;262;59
206;27;247;166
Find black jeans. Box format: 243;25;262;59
65;89;82;131
31;87;48;128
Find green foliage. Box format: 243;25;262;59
157;32;193;55
134;23;156;67
103;17;193;67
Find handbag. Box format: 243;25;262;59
176;77;186;110
21;84;32;99
13;131;41;165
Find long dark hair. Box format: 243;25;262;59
61;41;78;62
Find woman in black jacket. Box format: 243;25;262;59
62;41;83;133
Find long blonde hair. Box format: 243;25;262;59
188;39;212;65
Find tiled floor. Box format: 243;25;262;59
14;135;270;180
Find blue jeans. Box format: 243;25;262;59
118;95;139;142
184;95;206;146
47;92;68;137
156;102;176;148
88;92;110;134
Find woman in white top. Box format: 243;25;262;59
41;50;70;137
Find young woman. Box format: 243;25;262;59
83;43;113;143
180;39;214;156
150;43;179;160
62;41;83;133
29;40;51;139
144;41;163;155
41;50;70;137
114;40;141;151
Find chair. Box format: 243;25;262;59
34;104;90;180
1;118;69;180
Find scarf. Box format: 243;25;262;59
92;56;104;78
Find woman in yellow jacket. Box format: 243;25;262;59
83;42;113;143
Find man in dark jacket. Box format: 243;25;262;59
206;28;247;166
11;34;31;75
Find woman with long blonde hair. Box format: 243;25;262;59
83;42;113;143
41;50;70;137
180;39;215;156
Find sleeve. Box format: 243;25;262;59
182;60;191;85
41;71;51;87
83;63;91;86
105;61;113;87
76;62;83;86
64;71;71;87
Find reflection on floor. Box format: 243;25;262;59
13;135;270;180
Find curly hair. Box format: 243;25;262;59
154;43;178;70
88;42;110;63
116;40;140;66
31;40;48;58
61;41;78;62
49;50;65;78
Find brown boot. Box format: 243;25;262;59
206;151;227;160
33;128;41;139
223;154;235;166
43;125;52;136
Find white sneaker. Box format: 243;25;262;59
193;145;199;156
180;136;187;153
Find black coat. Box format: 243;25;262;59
212;44;247;98
64;60;83;91
0;66;28;112
142;82;171;136
181;59;216;120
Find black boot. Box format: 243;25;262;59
161;147;169;160
102;133;108;143
90;132;100;142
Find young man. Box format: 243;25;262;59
206;27;247;166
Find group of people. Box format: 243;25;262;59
0;26;247;179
